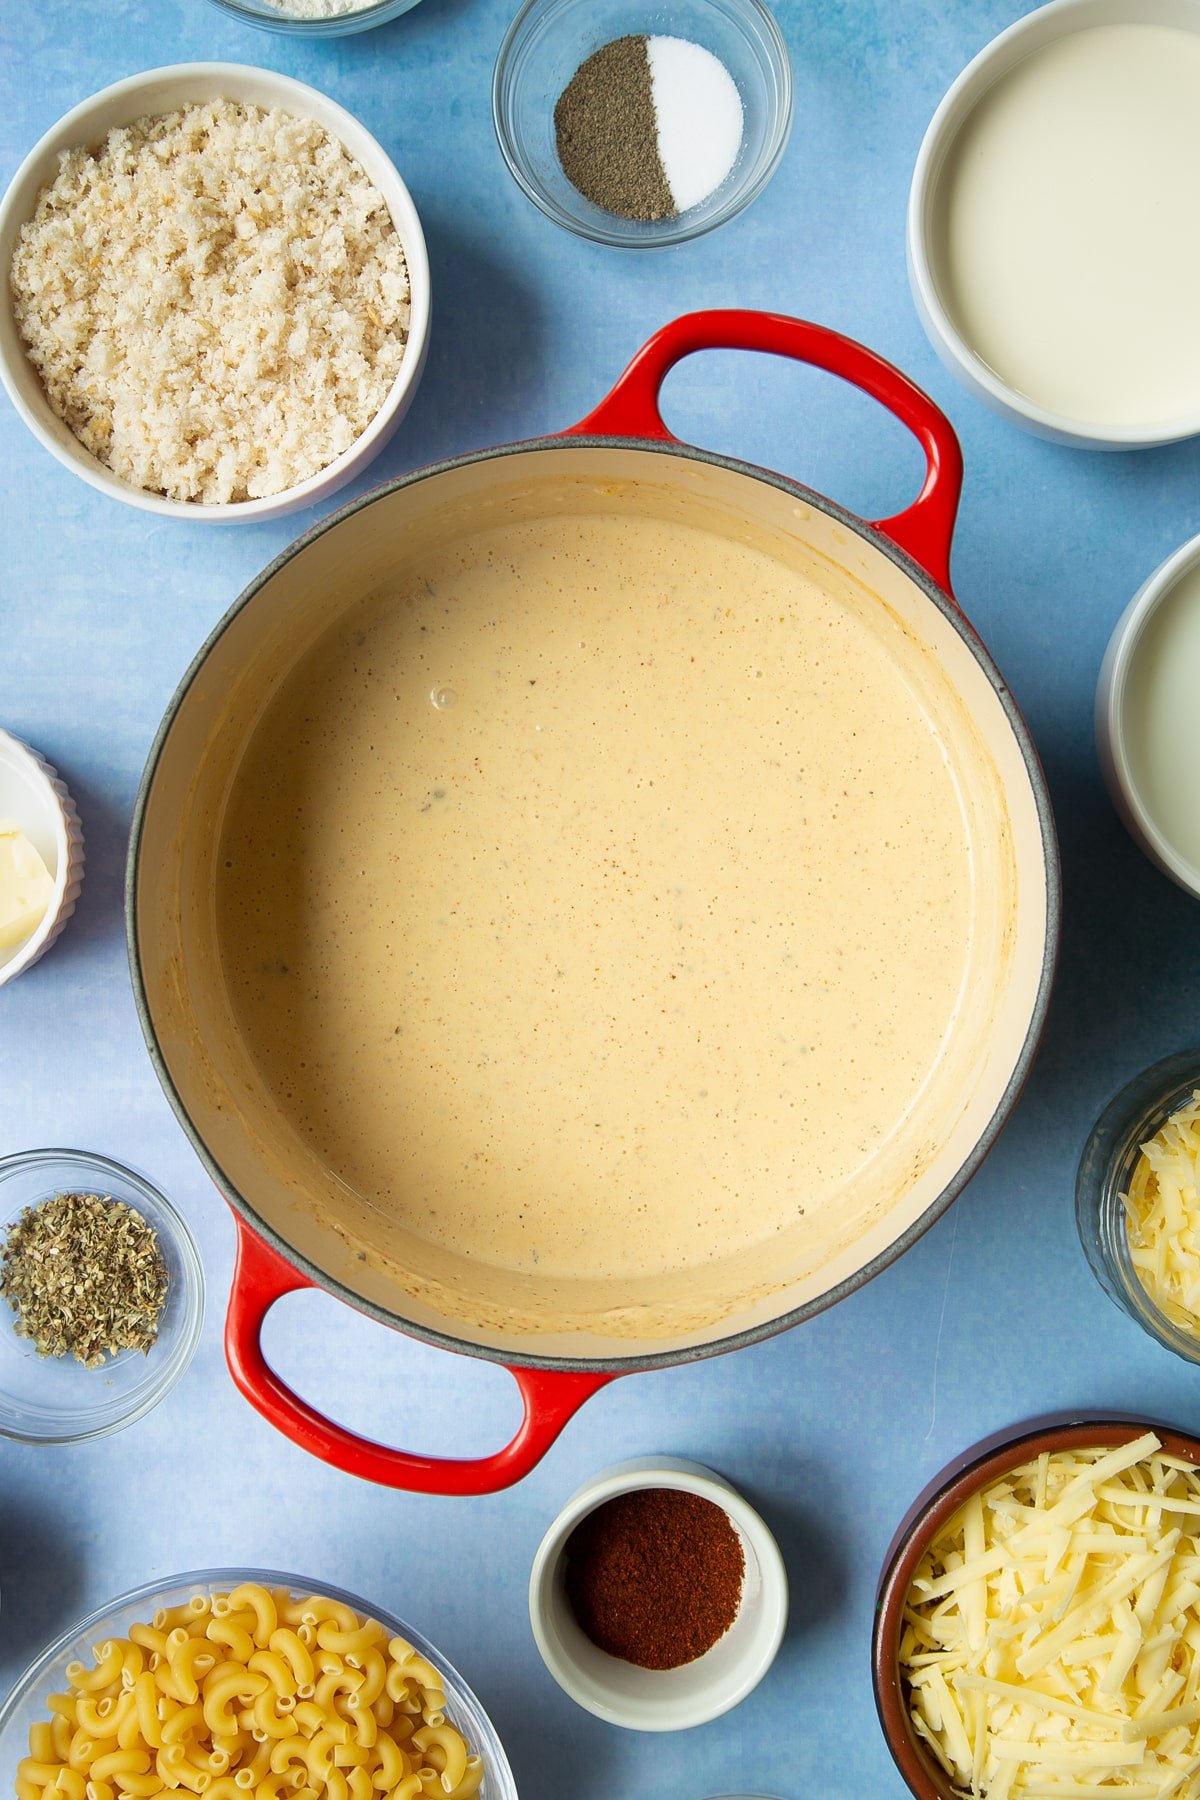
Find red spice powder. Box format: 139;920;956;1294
564;1486;745;1670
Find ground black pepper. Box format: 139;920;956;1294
553;36;676;221
564;1486;745;1669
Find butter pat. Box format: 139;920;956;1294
0;821;55;950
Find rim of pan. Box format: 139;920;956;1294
126;433;1062;1374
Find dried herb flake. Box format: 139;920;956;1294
0;1191;169;1367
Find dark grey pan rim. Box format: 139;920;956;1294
126;433;1062;1376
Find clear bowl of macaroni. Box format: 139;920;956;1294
0;1571;517;1800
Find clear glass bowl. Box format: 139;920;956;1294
493;0;793;247
202;0;422;36
0;1149;204;1443
0;1571;517;1800
1075;1049;1200;1364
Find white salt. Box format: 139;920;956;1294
647;35;744;213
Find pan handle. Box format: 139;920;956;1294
569;309;964;600
224;1216;616;1495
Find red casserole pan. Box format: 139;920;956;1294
127;310;1059;1493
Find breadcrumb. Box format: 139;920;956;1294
9;100;411;503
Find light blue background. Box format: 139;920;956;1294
3;1;1200;1794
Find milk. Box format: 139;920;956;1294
1125;563;1200;875
938;23;1200;428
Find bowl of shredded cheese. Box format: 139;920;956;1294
0;1570;516;1800
0;64;430;521
874;1417;1200;1800
1077;1049;1200;1365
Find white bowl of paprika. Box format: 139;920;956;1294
528;1455;788;1730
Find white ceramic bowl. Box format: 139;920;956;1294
528;1456;788;1731
0;729;84;987
0;64;431;522
1096;530;1200;897
908;0;1200;448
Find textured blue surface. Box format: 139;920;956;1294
3;1;1200;1795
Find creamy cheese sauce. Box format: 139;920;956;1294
216;513;976;1284
937;23;1200;427
1124;562;1200;877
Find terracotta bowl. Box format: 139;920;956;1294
871;1415;1200;1798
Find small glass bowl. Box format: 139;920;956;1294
202;0;422;36
0;1570;517;1800
493;0;793;248
1076;1049;1200;1364
0;1150;204;1443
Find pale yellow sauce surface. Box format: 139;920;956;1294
216;514;975;1284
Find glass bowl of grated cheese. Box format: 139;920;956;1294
873;1417;1200;1800
202;0;423;36
1076;1049;1200;1365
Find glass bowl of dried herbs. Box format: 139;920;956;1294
0;1149;204;1443
493;0;793;247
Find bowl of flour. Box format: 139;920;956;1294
203;0;422;33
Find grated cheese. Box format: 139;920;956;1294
899;1436;1200;1796
1122;1093;1200;1336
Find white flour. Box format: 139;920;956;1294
259;0;376;17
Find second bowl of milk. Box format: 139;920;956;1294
1097;533;1200;898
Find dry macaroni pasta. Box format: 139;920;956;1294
18;1589;483;1800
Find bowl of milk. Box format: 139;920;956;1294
1098;533;1200;897
908;0;1200;449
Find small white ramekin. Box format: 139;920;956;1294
0;64;431;523
528;1456;788;1732
0;729;84;988
908;0;1200;449
1096;530;1200;899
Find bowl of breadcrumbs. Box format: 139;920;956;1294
0;64;431;520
